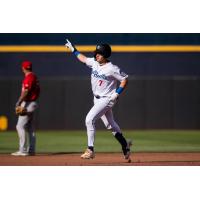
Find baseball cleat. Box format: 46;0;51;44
81;149;95;159
11;151;29;156
124;139;132;161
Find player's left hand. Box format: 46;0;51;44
110;92;119;101
108;93;119;107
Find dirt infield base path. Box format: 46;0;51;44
0;153;200;166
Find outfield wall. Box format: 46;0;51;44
1;52;200;77
1;77;200;130
1;33;200;45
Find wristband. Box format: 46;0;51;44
116;87;124;94
73;50;80;57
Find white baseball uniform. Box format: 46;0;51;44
85;58;128;147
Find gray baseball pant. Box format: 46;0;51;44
16;101;37;153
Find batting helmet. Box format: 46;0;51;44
94;44;112;58
21;61;32;70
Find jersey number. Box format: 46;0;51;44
98;80;103;86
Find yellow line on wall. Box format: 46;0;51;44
1;45;200;52
112;45;200;52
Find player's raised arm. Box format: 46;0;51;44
65;39;87;63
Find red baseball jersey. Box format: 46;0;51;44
22;72;40;101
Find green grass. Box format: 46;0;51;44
0;130;200;153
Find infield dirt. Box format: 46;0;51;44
0;152;200;166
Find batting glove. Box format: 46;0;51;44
108;93;119;107
65;39;76;52
110;92;119;101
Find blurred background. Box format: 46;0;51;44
0;33;200;131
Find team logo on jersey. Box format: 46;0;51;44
92;70;108;81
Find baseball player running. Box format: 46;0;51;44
11;61;40;156
65;39;132;161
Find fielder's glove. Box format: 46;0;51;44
65;39;77;53
15;106;27;115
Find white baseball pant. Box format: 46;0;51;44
85;96;121;147
16;101;37;153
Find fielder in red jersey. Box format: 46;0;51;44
12;61;40;156
21;71;40;102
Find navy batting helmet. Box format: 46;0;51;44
94;44;112;58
